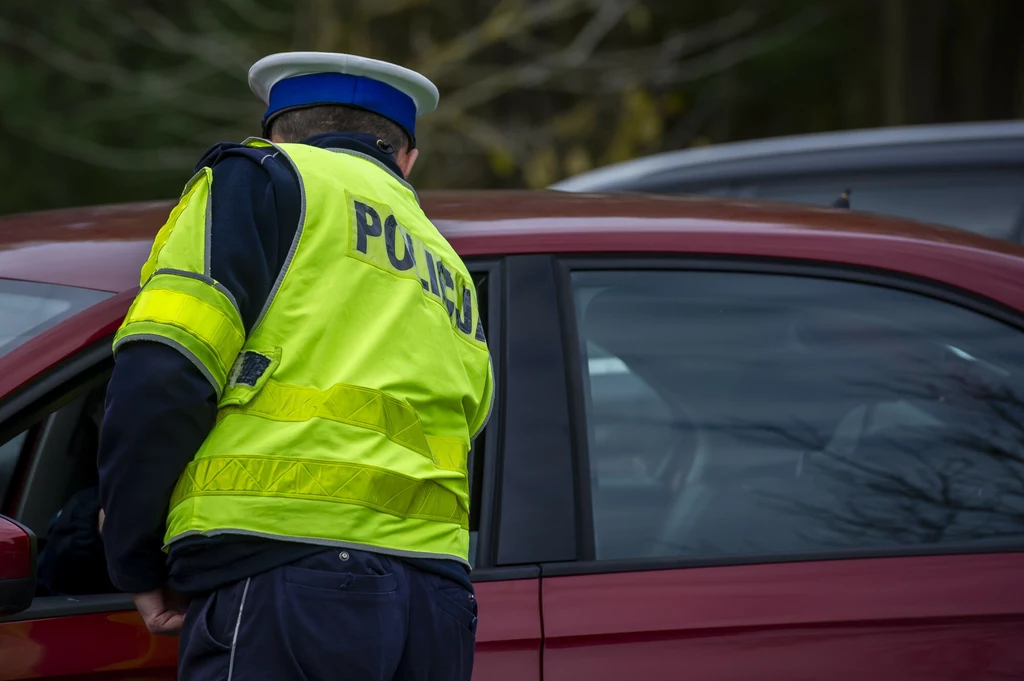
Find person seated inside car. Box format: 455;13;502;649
36;485;112;596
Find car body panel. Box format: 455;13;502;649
3;191;1024;295
0;560;539;680
0;201;170;293
542;554;1024;681
471;579;542;681
0;611;178;680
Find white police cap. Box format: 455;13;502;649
248;51;439;145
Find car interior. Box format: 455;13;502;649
0;376;112;598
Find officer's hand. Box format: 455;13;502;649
133;586;188;636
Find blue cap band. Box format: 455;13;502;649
263;72;417;141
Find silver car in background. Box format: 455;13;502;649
552;121;1024;243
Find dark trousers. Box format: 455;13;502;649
178;549;477;681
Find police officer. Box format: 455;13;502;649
98;52;493;681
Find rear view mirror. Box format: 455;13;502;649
0;515;36;617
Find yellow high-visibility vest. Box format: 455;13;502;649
114;139;493;563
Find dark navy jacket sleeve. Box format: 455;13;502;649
97;344;217;592
98;145;301;593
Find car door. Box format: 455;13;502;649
542;259;1024;681
0;285;181;681
0;263;545;681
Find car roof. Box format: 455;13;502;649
550;120;1024;192
2;190;1024;310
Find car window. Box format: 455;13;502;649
0;280;111;358
736;170;1024;241
572;270;1024;562
6;383;112;600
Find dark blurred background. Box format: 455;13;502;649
0;0;1021;214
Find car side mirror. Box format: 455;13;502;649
0;515;36;617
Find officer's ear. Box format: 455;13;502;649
397;147;419;177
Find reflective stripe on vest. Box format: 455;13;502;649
115;271;245;393
219;379;469;472
171;455;468;529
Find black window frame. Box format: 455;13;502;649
462;259;504;575
549;254;1024;577
448;257;554;581
482;255;578;572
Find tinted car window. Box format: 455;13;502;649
573;270;1024;562
742;170;1024;241
0;280;110;358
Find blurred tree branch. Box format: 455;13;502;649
0;0;903;201
417;0;587;80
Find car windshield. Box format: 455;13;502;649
0;279;111;358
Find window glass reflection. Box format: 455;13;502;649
574;271;1024;561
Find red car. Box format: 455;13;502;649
1;192;1024;680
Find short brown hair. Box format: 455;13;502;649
268;105;410;150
